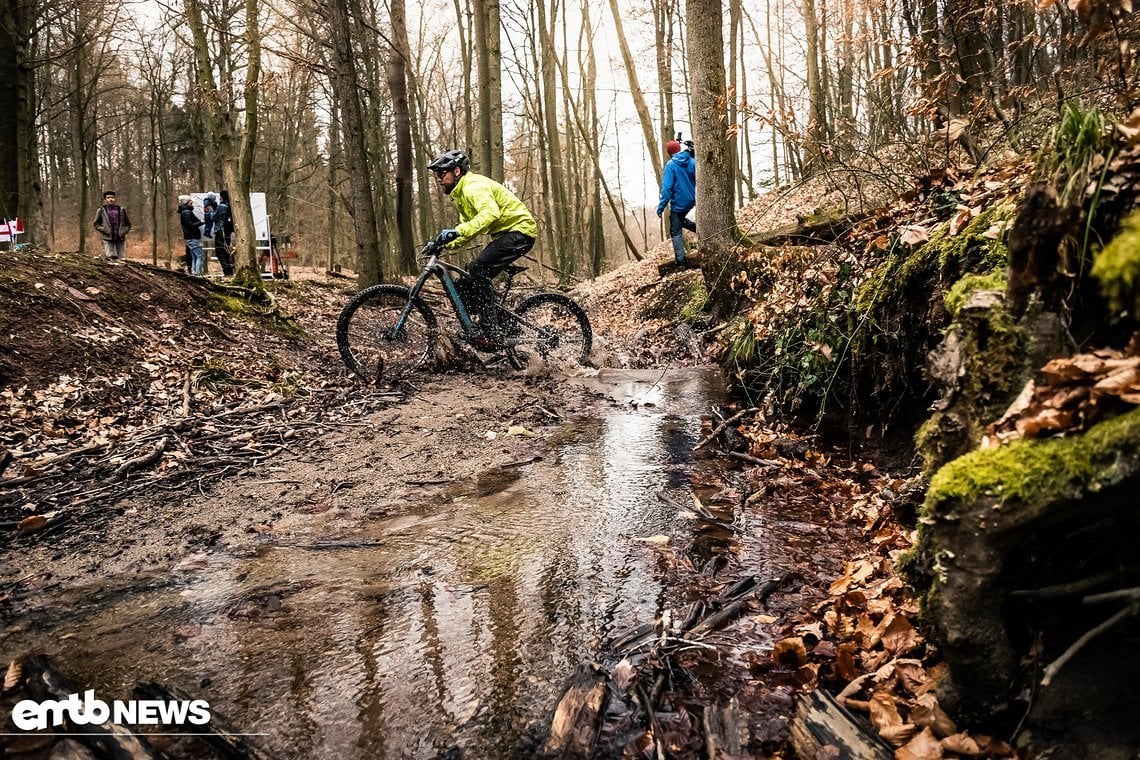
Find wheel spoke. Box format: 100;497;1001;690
337;285;437;383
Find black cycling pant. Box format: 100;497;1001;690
457;231;535;324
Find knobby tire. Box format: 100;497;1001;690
512;293;593;367
336;284;438;383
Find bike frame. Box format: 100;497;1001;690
388;241;547;352
391;244;484;334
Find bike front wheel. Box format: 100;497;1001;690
511;293;592;368
336;284;438;383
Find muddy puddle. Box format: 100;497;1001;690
0;368;827;758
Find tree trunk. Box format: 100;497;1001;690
609;0;662;186
486;0;504;181
0;0;19;221
453;0;474;153
318;0;383;285
687;0;737;315
236;0;261;277
473;0;492;175
802;0;827;173
653;0;676;154
387;0;415;272
537;0;569;269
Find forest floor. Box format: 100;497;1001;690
0;160;1082;759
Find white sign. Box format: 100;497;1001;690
190;193;270;241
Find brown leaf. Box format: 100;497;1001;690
836;642;859;681
880;723;920;747
894;659;927;695
16;515;48;533
868;689;903;733
939;122;969;147
900;225;930;247
612;658;636;691
974;735;1014;755
1116;108;1140;143
772;637;808;668
911;693;957;737
1015;407;1072;438
1039;357;1089;384
3;660;21;692
897;727;945;760
1093;366;1140;395
881;613;919;655
941;733;983;756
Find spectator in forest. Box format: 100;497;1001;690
93;190;132;263
656;139;697;266
203;193;234;276
178;195;205;276
428;149;537;340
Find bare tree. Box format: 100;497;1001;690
608;0;662;185
388;0;415;271
687;0;737;311
184;0;263;281
316;0;383;285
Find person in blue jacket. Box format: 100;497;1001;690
655;139;696;265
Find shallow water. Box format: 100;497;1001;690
2;369;736;759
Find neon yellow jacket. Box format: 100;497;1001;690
445;172;537;248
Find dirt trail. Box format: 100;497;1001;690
0;251;888;759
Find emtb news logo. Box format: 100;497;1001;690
12;690;210;731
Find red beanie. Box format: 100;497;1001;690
666;140;682;155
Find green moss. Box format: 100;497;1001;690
1093;207;1140;316
206;292;304;339
924;406;1140;517
914;294;1029;475
944;270;1008;318
640;270;708;322
679;279;710;323
854;205;1013;319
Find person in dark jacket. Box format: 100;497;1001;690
655;140;696;265
93;190;132;263
178;195;205;275
202;194;234;275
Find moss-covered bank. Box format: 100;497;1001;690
909;406;1140;720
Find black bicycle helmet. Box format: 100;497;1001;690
428;149;470;174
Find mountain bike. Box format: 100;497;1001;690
336;239;593;383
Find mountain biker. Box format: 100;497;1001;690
428;149;537;336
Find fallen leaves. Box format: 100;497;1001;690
984;335;1140;446
3;660;21;693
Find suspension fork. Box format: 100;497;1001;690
393;265;435;332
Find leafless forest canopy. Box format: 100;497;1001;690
0;0;1134;283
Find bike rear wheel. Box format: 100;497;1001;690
511;293;592;368
336;284;438;383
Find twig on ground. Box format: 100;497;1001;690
693;403;756;451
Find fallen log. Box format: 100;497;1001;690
694;407;759;451
687;573;793;638
752;208;870;247
789;689;892;760
134;681;276;760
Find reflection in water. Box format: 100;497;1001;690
1;369;728;759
